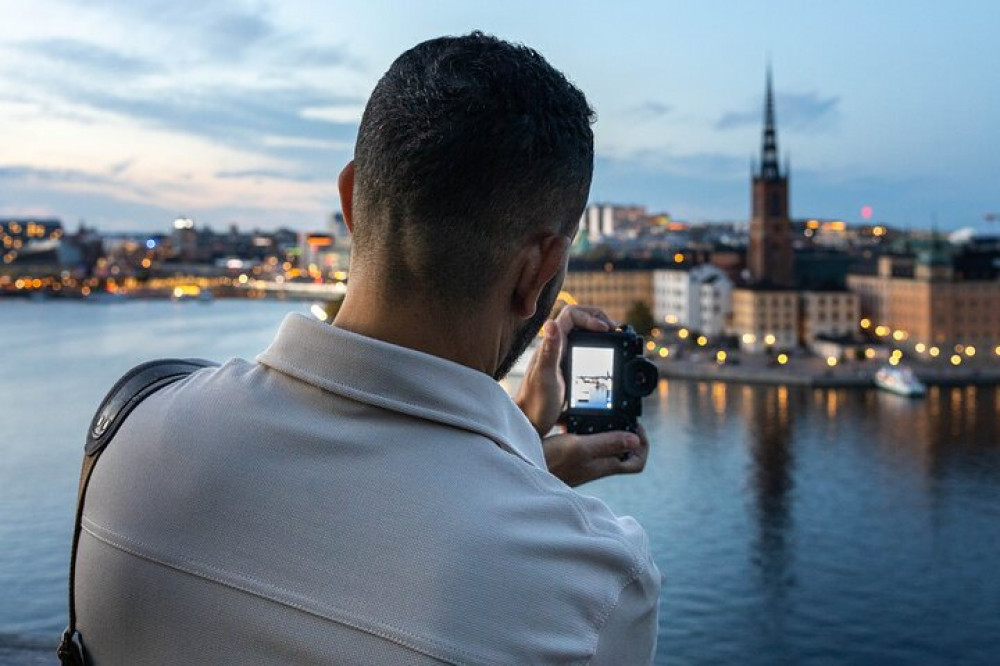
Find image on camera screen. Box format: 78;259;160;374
570;346;615;410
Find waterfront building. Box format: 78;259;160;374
563;258;667;322
579;204;647;243
731;288;799;352
653;264;733;337
800;290;861;345
0;218;63;266
300;231;350;278
847;246;1000;346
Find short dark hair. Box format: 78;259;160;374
353;32;595;303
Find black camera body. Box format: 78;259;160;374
561;325;658;434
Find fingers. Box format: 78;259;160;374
542;428;649;486
555;305;615;337
578;430;641;459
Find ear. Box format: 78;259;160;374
512;234;572;318
338;161;356;233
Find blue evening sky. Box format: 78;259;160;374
0;1;996;232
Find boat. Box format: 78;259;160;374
874;364;926;397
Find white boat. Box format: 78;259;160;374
874;364;926;397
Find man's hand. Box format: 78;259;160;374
542;424;649;487
514;305;651;487
516;305;615;438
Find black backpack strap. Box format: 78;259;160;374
58;358;218;665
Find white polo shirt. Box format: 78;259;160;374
77;313;660;664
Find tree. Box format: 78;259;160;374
626;300;656;335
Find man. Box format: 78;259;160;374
76;32;660;664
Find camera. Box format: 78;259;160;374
561;325;658;434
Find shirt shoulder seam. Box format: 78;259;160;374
585;556;652;664
256;354;541;469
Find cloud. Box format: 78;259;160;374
0;165;110;185
60;83;362;156
628;101;673;120
299;105;366;124
215;168;323;182
109;159;134;177
599;148;747;181
277;44;359;69
261;135;354;150
207;9;275;56
716;91;839;131
15;38;162;75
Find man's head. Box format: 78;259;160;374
340;32;594;378
340;32;594;376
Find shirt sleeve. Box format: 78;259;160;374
589;560;661;665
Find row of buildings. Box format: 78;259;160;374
563;70;1000;354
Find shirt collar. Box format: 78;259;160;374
256;313;545;469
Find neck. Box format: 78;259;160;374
333;275;509;377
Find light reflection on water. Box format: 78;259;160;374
1;300;999;664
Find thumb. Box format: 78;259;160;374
537;320;563;372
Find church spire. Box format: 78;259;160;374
759;65;781;181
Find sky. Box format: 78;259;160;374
0;1;997;233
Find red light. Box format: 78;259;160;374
861;205;873;220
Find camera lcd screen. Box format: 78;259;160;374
569;346;615;410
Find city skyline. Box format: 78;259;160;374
0;1;997;232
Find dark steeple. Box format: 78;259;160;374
758;66;781;181
748;64;794;288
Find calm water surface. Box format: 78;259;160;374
1;300;999;664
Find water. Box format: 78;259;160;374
2;300;999;664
